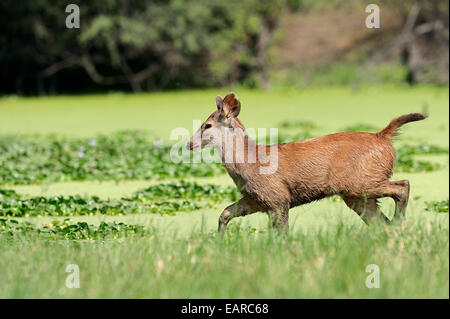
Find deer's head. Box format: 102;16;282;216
187;93;245;151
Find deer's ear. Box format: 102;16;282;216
223;92;241;118
216;96;223;110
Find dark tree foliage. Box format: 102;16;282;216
1;1;446;95
0;0;300;94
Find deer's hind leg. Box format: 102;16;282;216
342;196;389;224
377;180;410;222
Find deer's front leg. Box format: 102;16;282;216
269;206;289;233
218;197;261;234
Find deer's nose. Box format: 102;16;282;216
186;141;192;150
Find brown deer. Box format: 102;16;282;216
187;93;427;233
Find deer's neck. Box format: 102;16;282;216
220;130;259;190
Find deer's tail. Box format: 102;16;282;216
376;113;428;140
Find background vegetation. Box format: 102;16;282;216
1;0;448;94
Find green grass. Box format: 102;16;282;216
0;85;448;298
0;218;447;298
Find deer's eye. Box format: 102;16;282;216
204;124;212;130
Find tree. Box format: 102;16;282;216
366;0;449;84
0;0;298;94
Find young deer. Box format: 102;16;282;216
187;93;427;232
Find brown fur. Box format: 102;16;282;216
188;93;427;232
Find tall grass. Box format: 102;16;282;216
0;215;447;298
